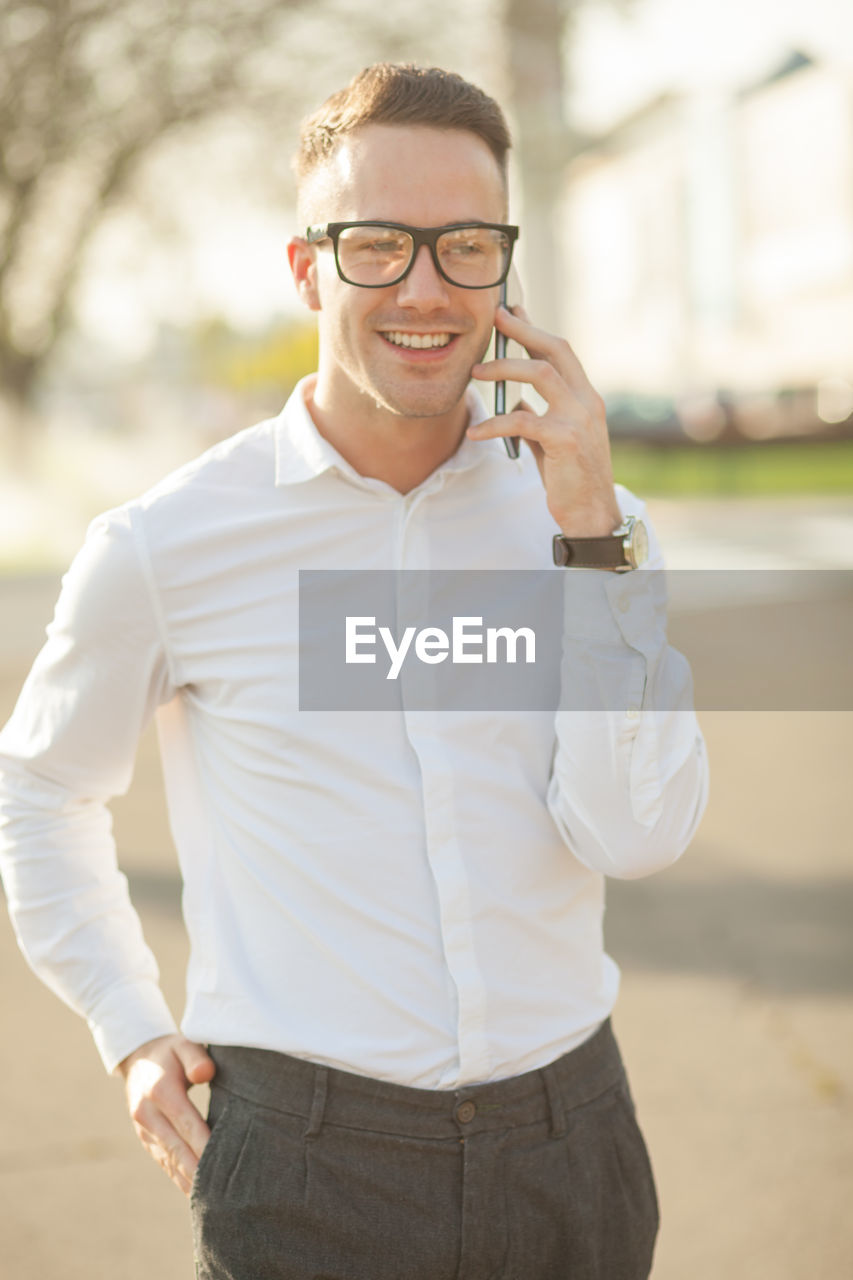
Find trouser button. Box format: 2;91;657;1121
455;1100;476;1124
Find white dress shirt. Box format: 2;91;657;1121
0;377;708;1081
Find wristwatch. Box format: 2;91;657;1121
552;516;649;571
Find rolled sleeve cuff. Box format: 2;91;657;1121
559;569;666;713
562;567;666;649
89;981;179;1075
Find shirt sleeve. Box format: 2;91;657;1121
0;507;180;1072
546;493;709;879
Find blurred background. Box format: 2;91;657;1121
1;1;851;1278
1;0;852;563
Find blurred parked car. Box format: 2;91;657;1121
604;393;687;443
605;385;853;445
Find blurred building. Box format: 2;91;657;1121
561;51;853;439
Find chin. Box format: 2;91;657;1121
373;375;472;421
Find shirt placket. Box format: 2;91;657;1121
394;482;492;1087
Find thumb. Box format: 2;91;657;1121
174;1038;216;1086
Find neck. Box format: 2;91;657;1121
305;374;471;494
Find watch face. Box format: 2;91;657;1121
628;519;649;568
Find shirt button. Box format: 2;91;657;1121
455;1100;476;1124
617;596;631;613
626;705;640;720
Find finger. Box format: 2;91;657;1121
174;1096;212;1161
150;1139;193;1197
132;1097;209;1169
467;403;543;445
151;1129;198;1191
494;302;566;358
473;353;603;422
129;1056;212;1160
513;399;545;469
132;1101;204;1193
176;1039;216;1087
494;306;595;393
154;1078;212;1162
473;356;554;382
471;357;571;407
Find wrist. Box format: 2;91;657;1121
115;1032;174;1078
553;514;649;571
557;505;623;538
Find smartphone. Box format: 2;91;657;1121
495;280;520;459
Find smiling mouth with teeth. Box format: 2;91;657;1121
381;331;454;350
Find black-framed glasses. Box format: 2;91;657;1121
305;221;519;289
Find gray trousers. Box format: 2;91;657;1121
190;1020;659;1280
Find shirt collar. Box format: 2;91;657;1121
274;375;508;488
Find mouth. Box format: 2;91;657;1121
378;330;457;352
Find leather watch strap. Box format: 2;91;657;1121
552;533;629;569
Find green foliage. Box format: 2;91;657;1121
194;318;319;393
611;440;853;496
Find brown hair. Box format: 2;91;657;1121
294;63;512;186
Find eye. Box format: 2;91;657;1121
450;240;485;257
349;233;408;255
440;231;492;259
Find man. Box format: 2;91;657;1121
0;64;708;1279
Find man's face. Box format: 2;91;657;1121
295;124;508;423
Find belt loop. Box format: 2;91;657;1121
305;1065;329;1138
541;1062;567;1139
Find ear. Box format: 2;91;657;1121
287;237;321;311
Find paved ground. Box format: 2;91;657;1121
0;496;851;1278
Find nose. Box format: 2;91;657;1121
394;244;451;310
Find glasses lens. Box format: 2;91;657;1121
336;225;414;285
436;227;511;287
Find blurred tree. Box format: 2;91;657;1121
501;0;578;334
0;0;311;408
193;315;319;395
0;0;486;416
499;0;637;335
0;0;630;419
